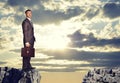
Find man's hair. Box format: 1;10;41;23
25;9;31;14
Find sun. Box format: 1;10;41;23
43;36;70;50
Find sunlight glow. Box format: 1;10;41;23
45;59;89;65
43;36;69;50
34;24;71;50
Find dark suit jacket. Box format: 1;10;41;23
22;18;35;47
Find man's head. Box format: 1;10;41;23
25;9;32;18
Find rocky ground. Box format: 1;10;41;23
82;67;120;83
0;67;41;83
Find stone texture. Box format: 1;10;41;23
82;68;120;83
0;67;41;83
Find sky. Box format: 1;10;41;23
0;0;120;72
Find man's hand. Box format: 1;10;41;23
25;42;30;47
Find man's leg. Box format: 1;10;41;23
28;42;35;69
27;57;32;68
22;57;31;69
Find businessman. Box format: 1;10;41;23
22;9;35;70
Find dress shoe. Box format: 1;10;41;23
29;67;35;69
22;68;29;71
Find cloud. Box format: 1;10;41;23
9;49;21;53
4;44;120;72
29;48;120;72
40;49;120;61
1;0;120;72
0;37;6;49
4;0;84;25
12;6;84;25
68;30;120;48
2;0;119;25
85;6;100;19
0;26;21;50
0;61;6;65
36;6;82;24
6;0;40;7
99;0;120;3
108;0;120;3
103;3;120;18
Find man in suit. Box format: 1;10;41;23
22;9;35;70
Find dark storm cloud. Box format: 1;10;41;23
32;6;83;24
5;0;84;25
6;0;40;6
68;30;120;48
103;3;120;18
84;59;120;67
99;0;120;3
3;0;120;24
40;49;120;61
32;48;120;72
13;6;84;25
0;0;6;2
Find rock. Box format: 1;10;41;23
0;67;41;83
82;67;120;83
